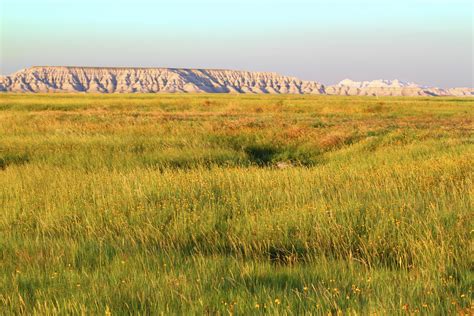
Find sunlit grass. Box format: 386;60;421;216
0;93;473;314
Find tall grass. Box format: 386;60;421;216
0;94;472;314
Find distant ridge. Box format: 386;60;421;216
1;66;472;96
0;66;323;94
327;79;473;97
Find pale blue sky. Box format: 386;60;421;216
1;0;472;87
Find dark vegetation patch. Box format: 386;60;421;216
74;240;117;270
363;103;390;113
311;120;333;128
0;152;30;170
208;134;324;167
142;151;245;170
0;103;90;111
17;277;40;307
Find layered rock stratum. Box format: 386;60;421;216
326;79;473;97
0;66;472;96
0;66;325;94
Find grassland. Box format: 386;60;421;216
0;93;472;314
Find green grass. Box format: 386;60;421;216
0;93;473;314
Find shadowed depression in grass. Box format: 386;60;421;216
0;94;472;314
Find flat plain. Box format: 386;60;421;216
0;94;472;314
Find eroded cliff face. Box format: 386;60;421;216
0;66;325;94
0;66;472;96
325;79;473;97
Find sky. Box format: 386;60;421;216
0;0;472;87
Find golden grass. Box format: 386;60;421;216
0;93;473;314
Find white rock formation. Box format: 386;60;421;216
0;67;472;96
326;79;473;97
0;66;325;94
336;79;425;89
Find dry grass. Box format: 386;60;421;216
0;93;473;314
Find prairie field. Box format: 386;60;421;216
0;93;473;314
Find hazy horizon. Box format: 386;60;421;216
1;0;473;88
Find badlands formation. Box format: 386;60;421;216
326;79;473;97
0;66;472;96
0;66;324;94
